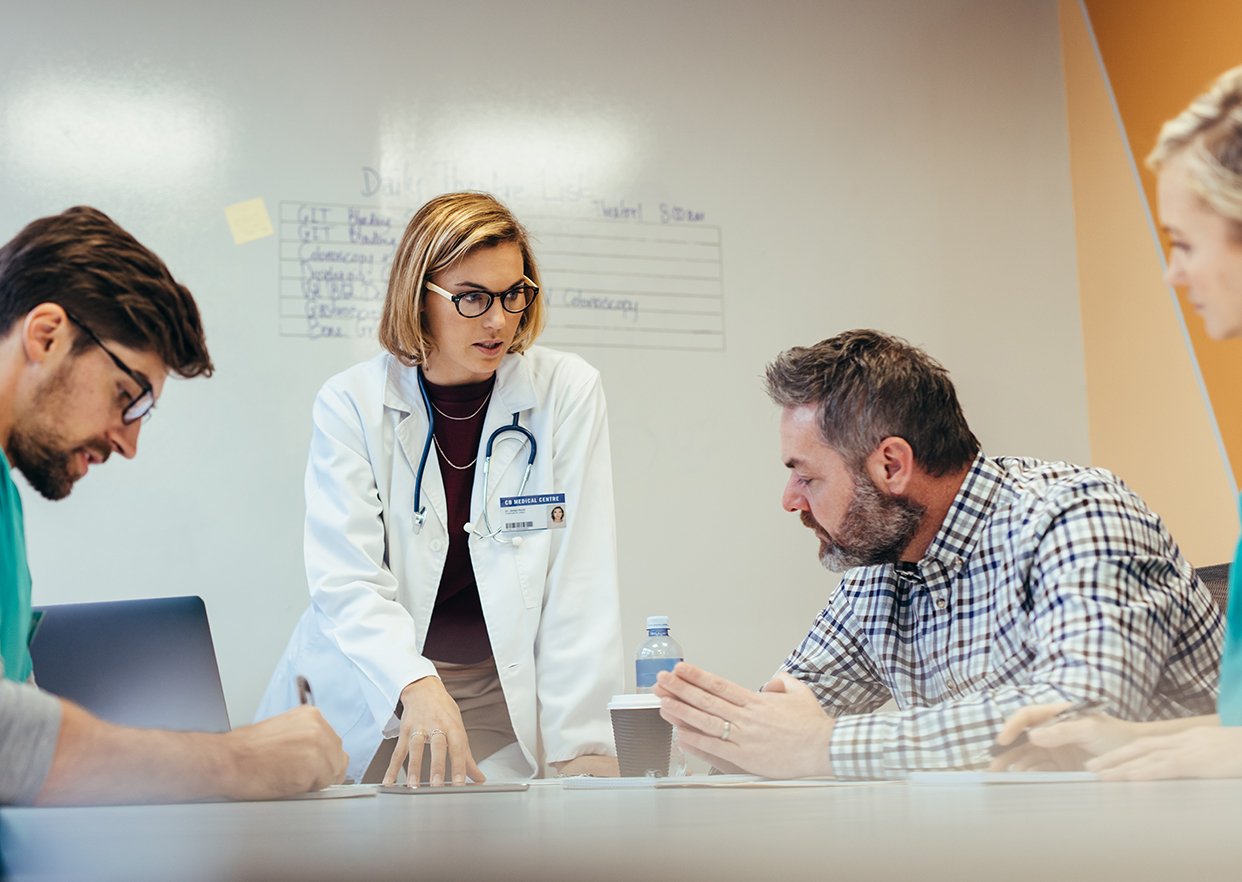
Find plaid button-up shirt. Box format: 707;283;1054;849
781;454;1223;780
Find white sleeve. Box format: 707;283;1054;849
303;382;437;730
532;366;624;763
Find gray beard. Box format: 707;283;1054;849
804;473;925;572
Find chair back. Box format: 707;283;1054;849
1195;563;1231;614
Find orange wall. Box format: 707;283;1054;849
1082;0;1242;490
1061;0;1238;565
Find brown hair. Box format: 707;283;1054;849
0;206;213;378
764;329;980;476
378;192;545;365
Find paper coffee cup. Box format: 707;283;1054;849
608;694;673;777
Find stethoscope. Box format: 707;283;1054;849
412;369;538;545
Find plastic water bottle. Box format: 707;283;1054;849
635;615;683;693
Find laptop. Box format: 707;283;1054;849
28;595;232;733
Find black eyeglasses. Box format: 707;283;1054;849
63;310;156;425
424;276;540;318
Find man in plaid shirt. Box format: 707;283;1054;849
654;329;1222;779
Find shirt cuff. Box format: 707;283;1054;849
828;712;902;780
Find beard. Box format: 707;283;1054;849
801;471;926;572
8;365;111;501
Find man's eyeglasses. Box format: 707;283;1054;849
425;276;539;318
63;310;156;425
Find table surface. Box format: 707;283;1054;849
3;777;1240;881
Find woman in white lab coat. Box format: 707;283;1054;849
258;192;623;785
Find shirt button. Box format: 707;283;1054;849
430;539;444;552
946;680;958;693
935;597;947;610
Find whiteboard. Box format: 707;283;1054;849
0;0;1086;725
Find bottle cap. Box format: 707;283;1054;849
645;615;669;629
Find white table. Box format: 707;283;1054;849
2;777;1239;881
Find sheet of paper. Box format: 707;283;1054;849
377;783;528;795
560;775;893;790
280;784;379;800
560;776;667;789
676;777;898;789
906;771;1099;786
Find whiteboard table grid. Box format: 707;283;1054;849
278;200;725;351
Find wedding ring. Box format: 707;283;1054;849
411;730;427;739
429;728;447;738
721;720;732;742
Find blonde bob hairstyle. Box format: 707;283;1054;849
379;192;546;365
1148;65;1242;234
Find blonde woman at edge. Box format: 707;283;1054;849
993;66;1242;780
258;192;623;785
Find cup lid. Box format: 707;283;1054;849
608;694;663;710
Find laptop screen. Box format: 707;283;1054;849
29;595;231;733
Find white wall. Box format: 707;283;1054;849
0;0;1084;726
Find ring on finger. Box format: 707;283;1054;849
429;728;446;738
411;730;428;739
721;720;732;742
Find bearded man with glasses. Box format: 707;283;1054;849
0;206;346;805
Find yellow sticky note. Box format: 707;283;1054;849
224;198;274;245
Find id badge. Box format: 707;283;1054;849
499;493;568;532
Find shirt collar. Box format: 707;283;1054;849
919;453;1005;575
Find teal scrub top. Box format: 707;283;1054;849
0;449;33;683
1219;495;1242;726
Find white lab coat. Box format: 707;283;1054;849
256;346;623;782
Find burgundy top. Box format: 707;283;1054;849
420;372;497;664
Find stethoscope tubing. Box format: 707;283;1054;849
479;419;536;537
412;371;437;531
413;369;537;539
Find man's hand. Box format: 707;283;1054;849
652;662;834;779
38;701;349;805
218;705;348;800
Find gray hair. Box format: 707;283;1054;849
764;329;980;476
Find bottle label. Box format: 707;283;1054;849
635;657;681;689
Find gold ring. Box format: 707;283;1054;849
429;728;447;738
411;730;427;739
